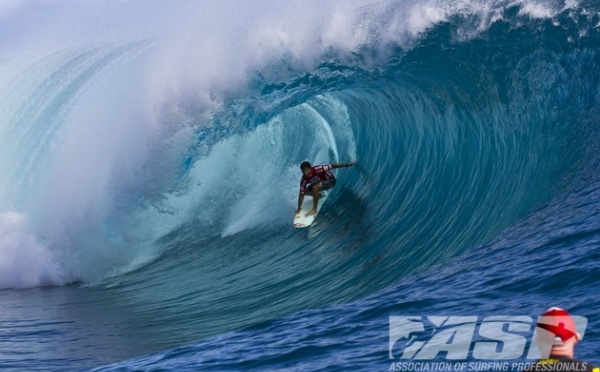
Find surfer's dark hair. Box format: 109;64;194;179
300;161;311;170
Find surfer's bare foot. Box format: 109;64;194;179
305;208;317;217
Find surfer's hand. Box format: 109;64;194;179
347;161;356;167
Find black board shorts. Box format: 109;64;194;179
307;176;336;193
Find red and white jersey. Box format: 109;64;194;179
299;164;333;195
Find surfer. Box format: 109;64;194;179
296;161;355;217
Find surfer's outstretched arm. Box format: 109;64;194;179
331;161;356;169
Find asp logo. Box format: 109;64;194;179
389;315;588;360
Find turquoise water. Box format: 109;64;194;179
0;1;599;371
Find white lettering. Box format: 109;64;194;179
473;316;531;359
413;316;477;360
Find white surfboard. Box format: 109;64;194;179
294;193;328;228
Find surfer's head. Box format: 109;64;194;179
300;161;312;177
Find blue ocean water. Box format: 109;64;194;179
0;1;599;371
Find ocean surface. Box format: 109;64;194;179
0;1;599;371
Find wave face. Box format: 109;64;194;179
1;0;600;370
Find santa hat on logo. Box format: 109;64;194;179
536;307;579;344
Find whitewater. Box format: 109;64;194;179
0;0;599;371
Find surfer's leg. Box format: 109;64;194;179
306;184;314;197
321;177;336;191
306;183;321;217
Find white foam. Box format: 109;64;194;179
0;212;64;288
0;0;19;16
518;2;555;18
